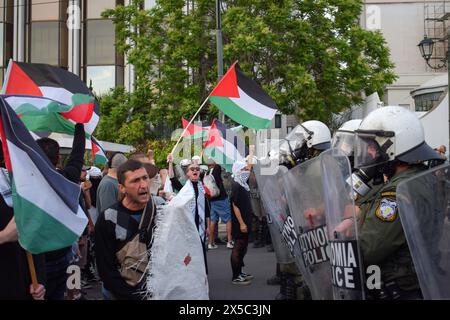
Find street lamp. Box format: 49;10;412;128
418;34;450;151
418;36;434;62
418;35;447;69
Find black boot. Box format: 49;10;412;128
275;273;287;300
296;282;312;300
266;263;281;286
285;276;297;300
253;219;264;248
265;226;273;251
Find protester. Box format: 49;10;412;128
230;161;254;285
0;159;46;300
167;153;190;192
206;158;233;250
36;123;85;300
96;152;127;214
159;168;168;188
182;161;210;272
87;166;103;224
95;160;157;300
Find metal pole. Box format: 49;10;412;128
216;0;225;123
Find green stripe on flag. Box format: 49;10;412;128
209;96;272;129
20;112;75;134
12;183;79;254
71;93;94;105
15;101;71;115
94;154;107;166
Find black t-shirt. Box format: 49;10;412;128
209;164;227;201
230;181;253;239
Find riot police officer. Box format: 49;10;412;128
354;106;441;299
275;120;332;299
331;119;362;168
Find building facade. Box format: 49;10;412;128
362;0;448;110
0;0;147;95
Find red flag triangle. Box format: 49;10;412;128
209;61;240;98
182;117;206;137
5;62;43;96
204;119;224;149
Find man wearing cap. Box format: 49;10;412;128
96;153;128;215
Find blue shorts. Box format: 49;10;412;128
210;197;231;223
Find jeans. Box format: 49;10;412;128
44;250;73;300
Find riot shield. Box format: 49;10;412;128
254;160;294;264
320;149;365;300
397;163;450;299
282;156;333;300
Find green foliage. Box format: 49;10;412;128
143;139;177;169
99;0;396;145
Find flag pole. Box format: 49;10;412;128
171;61;238;156
26;251;39;290
171;97;209;155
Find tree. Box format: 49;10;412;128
99;0;396;144
221;0;396;121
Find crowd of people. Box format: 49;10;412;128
0;121;274;300
1;104;449;300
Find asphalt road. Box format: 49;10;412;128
207;242;279;300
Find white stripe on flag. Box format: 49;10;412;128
5;96;54;110
230;87;278;120
39;86;74;106
84;112;99;135
7;141;87;235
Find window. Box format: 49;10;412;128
86;65;116;96
1;23;12;67
287;126;294;134
28;1;68;67
86;20;115;65
275;114;282;129
87;0;117;19
31;0;61;21
414;91;446;112
30;22;59;65
0;0;14;23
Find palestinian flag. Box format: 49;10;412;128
209;61;278;129
3;95;94;135
1;60;99;135
203;119;246;172
181;117;209;140
0;96;88;254
91;137;107;165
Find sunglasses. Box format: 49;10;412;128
189;167;200;172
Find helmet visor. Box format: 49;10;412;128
331;131;355;157
354;133;390;169
280;130;307;155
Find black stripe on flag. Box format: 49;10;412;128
16;62;91;94
0;96;81;213
15;62;100;115
235;63;277;110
